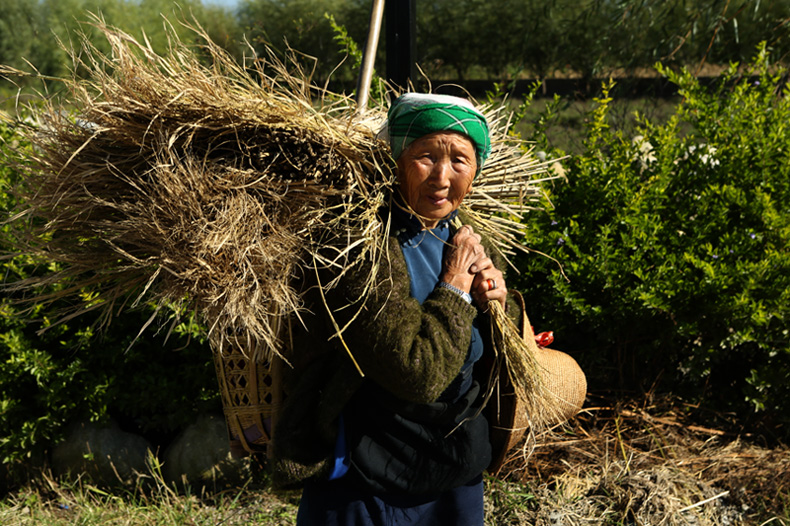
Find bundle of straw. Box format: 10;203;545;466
2;18;564;424
3;18;394;360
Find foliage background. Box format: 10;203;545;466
1;0;789;92
511;47;790;433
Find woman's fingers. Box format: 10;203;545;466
469;256;493;274
441;226;487;291
455;225;482;251
471;267;507;310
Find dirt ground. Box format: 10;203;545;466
489;393;790;525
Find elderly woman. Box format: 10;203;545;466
273;93;509;525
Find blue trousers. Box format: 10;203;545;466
296;474;485;526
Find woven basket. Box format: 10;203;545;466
212;318;285;458
486;291;587;475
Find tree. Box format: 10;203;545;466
237;0;369;81
0;0;39;72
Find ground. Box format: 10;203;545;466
1;393;787;525
486;393;790;525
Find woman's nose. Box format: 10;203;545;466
428;160;451;186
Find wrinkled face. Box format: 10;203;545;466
396;131;477;229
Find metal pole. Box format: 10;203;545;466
385;0;416;91
356;0;386;113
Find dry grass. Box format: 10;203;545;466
489;394;790;525
3;15;391;363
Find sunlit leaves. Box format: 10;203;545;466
513;44;790;421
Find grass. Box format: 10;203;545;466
0;475;544;526
0;454;301;525
3;396;788;526
0;472;301;525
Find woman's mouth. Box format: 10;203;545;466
426;195;448;206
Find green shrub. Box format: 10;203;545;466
0;122;220;467
514;44;790;427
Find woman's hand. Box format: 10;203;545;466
441;225;507;310
470;259;507;311
440;225;486;293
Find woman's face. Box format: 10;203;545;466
396;131;477;229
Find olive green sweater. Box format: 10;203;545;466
271;213;513;488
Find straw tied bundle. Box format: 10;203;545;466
4;21;567;449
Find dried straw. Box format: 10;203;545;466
2;16;561;393
3;17;392;362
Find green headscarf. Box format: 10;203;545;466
386;93;491;176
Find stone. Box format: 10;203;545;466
162;413;249;487
51;419;152;485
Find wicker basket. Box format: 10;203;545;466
212;341;283;458
486;291;587;475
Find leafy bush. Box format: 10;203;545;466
514;44;790;428
0;122;220;466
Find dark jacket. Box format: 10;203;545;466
271;210;514;489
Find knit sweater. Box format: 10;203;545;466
271;210;513;489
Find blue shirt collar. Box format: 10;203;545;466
390;193;458;242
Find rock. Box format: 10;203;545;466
162;413;249;487
1;448;47;493
51;419;152;485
